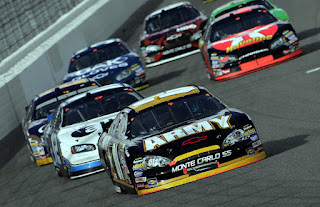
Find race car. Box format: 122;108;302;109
199;5;302;82
199;0;290;49
63;38;149;91
140;1;207;68
21;79;100;166
210;0;289;22
98;85;266;195
43;83;143;179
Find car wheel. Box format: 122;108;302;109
55;166;64;177
207;73;214;80
30;154;35;162
114;185;124;193
56;147;67;177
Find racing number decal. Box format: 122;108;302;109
212;24;278;53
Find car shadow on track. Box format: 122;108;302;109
300;41;320;56
147;68;186;87
297;27;320;41
263;134;309;158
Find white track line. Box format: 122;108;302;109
146;49;200;68
306;67;320;74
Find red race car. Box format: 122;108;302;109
200;5;302;81
140;1;207;68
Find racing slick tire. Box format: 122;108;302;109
207;72;215;80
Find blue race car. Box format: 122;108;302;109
22;79;100;166
63;38;149;90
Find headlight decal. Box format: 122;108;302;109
270;36;286;50
71;144;96;154
133;156;171;170
116;69;132;81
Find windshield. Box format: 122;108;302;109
145;5;200;34
63;90;142;126
129;92;226;138
210;10;277;42
69;42;130;73
215;0;273;19
34;85;98;120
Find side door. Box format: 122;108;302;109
50;107;63;165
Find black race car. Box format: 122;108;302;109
199;5;302;81
140;1;207;67
98;85;266;195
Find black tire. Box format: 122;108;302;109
55;147;68;177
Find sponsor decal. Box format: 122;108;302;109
171;150;232;173
143;115;232;152
133;163;147;170
135;177;147;183
166;33;182;41
162;44;192;55
257;146;264;152
176;24;197;32
70;57;129;81
222;68;230;74
239;48;269;60
252;140;262;148
244;128;256;136
137;183;145;189
246;147;256;156
243;124;252;131
283;49;290;55
247;132;259;141
284;31;298;44
71;125;97;137
182;136;208;146
133;157;143;164
211;56;220;67
133;170;144;178
147;178;158;188
212;24;278;53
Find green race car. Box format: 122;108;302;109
199;0;289;50
210;0;289;22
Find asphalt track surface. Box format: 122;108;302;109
1;0;320;206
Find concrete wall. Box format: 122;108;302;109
0;0;149;141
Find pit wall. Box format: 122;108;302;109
0;0;148;141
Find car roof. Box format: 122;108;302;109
72;38;124;57
145;1;192;20
129;86;203;112
37;78;97;99
214;0;257;14
214;5;262;23
60;83;131;107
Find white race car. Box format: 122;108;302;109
43;83;143;179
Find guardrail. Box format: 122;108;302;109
0;0;149;143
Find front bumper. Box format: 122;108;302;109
137;150;266;195
65;159;104;179
207;49;302;82
36;157;53;166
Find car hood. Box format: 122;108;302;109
58;112;118;164
63;53;140;82
126;108;252;159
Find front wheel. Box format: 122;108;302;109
207;73;214;80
